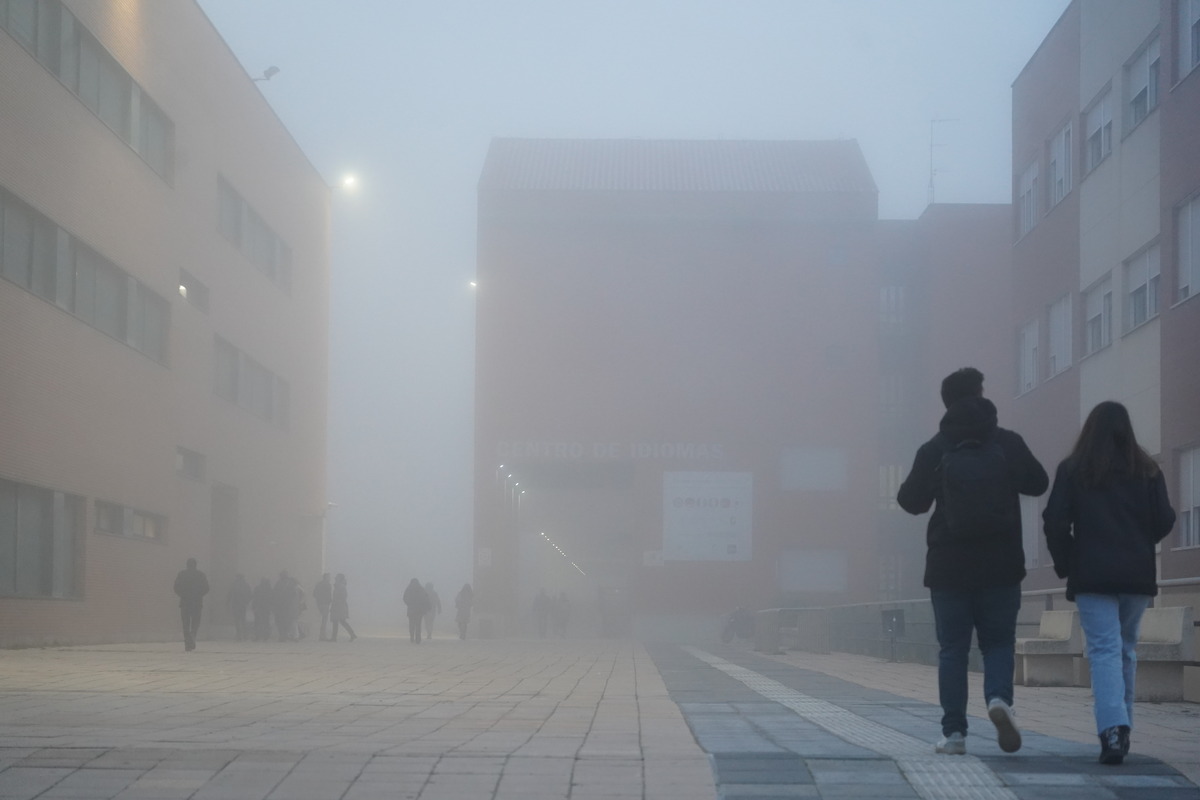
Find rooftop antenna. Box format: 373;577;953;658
928;118;957;205
252;66;280;83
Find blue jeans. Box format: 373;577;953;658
1075;593;1151;734
930;584;1021;736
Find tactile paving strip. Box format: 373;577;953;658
685;647;1020;800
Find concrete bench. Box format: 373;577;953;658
1133;606;1195;702
1014;609;1083;687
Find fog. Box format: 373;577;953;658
195;0;1069;630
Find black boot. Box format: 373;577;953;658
1117;725;1130;757
1098;726;1124;765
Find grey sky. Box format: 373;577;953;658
196;0;1069;625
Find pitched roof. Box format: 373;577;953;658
479;138;877;195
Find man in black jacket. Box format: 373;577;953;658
173;558;210;652
898;367;1048;756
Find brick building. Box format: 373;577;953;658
0;1;329;645
473;138;1012;637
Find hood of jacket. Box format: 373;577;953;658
938;396;998;446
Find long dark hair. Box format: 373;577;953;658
1068;401;1159;488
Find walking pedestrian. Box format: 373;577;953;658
403;578;430;643
173;558;209;652
330;573;358;642
252;577;273;641
1042;400;1176;765
227;573;252;642
455;583;474;640
423;582;442;640
897;367;1048;756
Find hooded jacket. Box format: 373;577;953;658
1042;459;1175;600
897;396;1049;591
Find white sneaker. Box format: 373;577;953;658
987;698;1022;753
935;731;966;755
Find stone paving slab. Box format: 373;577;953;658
0;638;715;800
647;643;1200;800
1;638;1197;799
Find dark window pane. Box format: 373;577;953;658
0;480;16;594
30;215;57;300
2;199;33;288
16;484;51;596
93;258;126;340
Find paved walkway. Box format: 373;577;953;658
0;637;1195;799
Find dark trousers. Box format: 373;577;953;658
180;605;201;650
332;618;356;641
408;614;423;643
318;605;331;640
931;583;1021;736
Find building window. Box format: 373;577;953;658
178;270;210;312
216;176;292;293
879;285;905;326
1047;294;1072;377
213;336;290;428
1021;495;1040;568
1048;123;1072;207
1085;92;1112;173
1084;276;1113;355
1180;0;1200;80
1127;38;1160;129
1017;161;1039;237
1018;320;1038;394
0;186;169;363
95;500;164;541
1180;448;1200;547
0;1;174;180
1178;196;1200;302
175;447;206;481
0;478;82;598
878;464;902;510
1125;245;1161;331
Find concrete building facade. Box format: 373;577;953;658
1011;0;1200;614
473;138;1012;637
0;0;329;645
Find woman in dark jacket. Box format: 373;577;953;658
1042;401;1176;765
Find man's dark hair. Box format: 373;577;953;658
940;367;984;408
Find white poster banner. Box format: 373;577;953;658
662;471;752;561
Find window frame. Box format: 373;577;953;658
1126;37;1161;130
1179;447;1200;548
1084;275;1113;356
1048;122;1072;207
1124;244;1161;332
1047;294;1072;377
1177;195;1200;304
1018;319;1039;394
1085;91;1113;174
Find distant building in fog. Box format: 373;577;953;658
1010;1;1200;614
473;138;1011;636
0;1;329;645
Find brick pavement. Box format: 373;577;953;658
0;637;1196;799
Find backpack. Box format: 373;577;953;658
937;435;1012;540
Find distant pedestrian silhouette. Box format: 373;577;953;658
227;573;252;641
455;583;474;640
423;582;442;639
532;589;551;638
330;573;357;642
403;578;430;643
173;558;209;652
251;578;273;641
